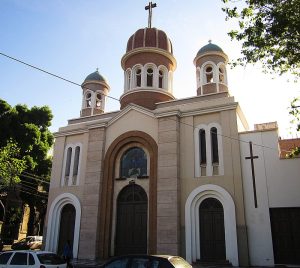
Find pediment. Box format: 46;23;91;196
107;103;155;127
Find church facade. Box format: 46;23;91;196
43;22;300;266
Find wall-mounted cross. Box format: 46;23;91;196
245;141;259;208
145;2;157;28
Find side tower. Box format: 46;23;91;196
120;27;177;110
194;41;229;96
80;69;110;117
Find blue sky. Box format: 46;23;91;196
1;0;299;137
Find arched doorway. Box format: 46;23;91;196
199;198;226;261
115;184;148;255
57;204;75;255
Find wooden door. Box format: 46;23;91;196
270;207;300;264
115;184;148;255
57;204;75;255
200;198;226;261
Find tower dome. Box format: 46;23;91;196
194;41;229;97
120;27;177;110
80;69;110;117
84;70;108;83
126;28;173;54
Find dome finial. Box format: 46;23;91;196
208;39;212;44
96;67;99;72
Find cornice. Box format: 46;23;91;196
121;47;177;70
120;89;175;101
193;51;229;65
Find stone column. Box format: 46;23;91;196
78;128;105;259
157;116;180;255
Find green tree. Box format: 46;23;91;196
288;98;300;157
0;140;27;189
0;99;54;238
222;0;300;78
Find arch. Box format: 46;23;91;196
158;65;168;90
217;62;227;85
125;68;132;91
200;61;217;85
45;193;81;258
83;90;93;108
61;143;82;186
132;64;143;88
208;123;224;176
99;131;158;259
194;123;224;177
95;90;104;110
185;184;239;266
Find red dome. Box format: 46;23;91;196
126;28;173;54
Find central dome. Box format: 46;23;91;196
126;27;173;54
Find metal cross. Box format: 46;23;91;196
145;2;157;28
245;141;259;208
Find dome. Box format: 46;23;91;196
196;42;224;56
84;69;108;83
126;27;173;54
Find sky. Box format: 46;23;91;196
1;0;299;137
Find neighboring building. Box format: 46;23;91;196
43;14;300;266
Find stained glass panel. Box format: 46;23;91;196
120;147;147;178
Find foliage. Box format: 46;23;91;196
222;0;300;78
0;98;54;235
0;140;27;189
287;98;300;157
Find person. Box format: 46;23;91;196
63;240;73;268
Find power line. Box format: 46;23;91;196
0;52;120;102
0;52;296;154
21;173;50;184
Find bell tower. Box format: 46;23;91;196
194;41;229;97
80;69;110;117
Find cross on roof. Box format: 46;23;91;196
145;2;157;28
245;141;259;208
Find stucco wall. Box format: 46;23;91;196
239;129;300;266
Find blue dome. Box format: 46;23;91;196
197;42;224;56
84;69;107;83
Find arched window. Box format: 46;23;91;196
159;70;164;88
62;143;82;186
120;147;147;178
219;67;225;83
125;69;131;91
72;146;80;184
128;70;131;90
136;68;142;87
199;129;206;165
65;147;72;177
211;127;219;164
96;93;102;108
147;67;154;87
205;65;214;83
85;92;92;108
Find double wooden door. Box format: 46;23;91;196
270;207;300;264
115;184;148;255
199;198;226;261
57;204;75;255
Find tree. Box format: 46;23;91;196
222;0;300;78
288;98;300;157
0;140;27;189
0;99;54;239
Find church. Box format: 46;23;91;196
43;3;300;266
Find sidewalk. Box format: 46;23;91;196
72;258;104;268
